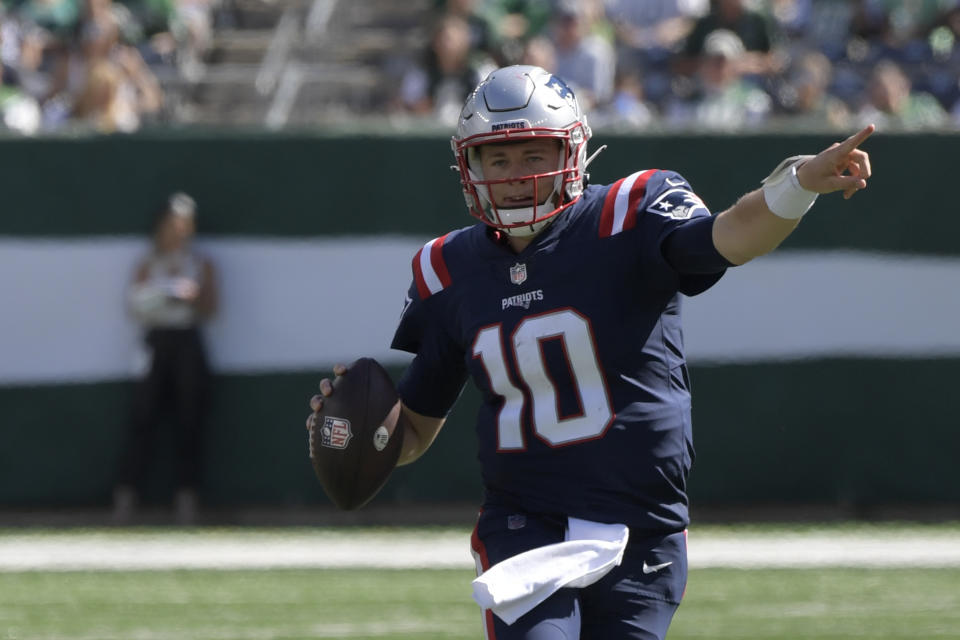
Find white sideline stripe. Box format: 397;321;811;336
1;531;959;571
2;239;960;385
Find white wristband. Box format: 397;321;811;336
761;155;818;220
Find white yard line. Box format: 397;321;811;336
1;529;959;572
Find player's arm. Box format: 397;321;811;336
712;124;875;265
308;364;446;467
395;403;445;466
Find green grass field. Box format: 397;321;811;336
2;525;959;639
3;568;960;639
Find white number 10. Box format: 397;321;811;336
472;309;613;451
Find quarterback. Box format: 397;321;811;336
308;66;873;639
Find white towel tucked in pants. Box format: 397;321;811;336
472;517;630;625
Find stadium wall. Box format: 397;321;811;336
1;131;958;509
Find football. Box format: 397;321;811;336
309;357;405;510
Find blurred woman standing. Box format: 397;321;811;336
113;192;217;525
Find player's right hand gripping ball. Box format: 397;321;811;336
308;357;404;510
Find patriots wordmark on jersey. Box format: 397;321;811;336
392;169;727;534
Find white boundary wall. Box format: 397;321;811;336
2;528;959;571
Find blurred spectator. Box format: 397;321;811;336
550;0;616;109
855;58;949;129
768;0;813;38
605;0;707;67
666;28;772;130
679;0;784;76
484;0;555;63
71;58;140;131
796;0;856;61
851;0;948;51
590;67;657;130
397;13;496;126
114;192;218;525
124;0;175;39
43;0;163;130
520;34;556;71
440;0;497;62
604;0;707;107
16;0;80;41
168;0;215;79
0;26;42;134
923;4;960;109
772;50;850;130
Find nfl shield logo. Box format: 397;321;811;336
320;416;353;450
509;262;527;285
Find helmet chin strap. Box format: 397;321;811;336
486;184;562;237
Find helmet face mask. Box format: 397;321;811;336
452;66;592;237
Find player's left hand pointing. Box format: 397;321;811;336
797;124;875;200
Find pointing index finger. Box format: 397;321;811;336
837;124;876;153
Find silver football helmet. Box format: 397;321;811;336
452;65;592;237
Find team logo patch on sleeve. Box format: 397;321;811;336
320;417;353;450
647;188;709;220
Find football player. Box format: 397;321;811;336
308;66;873;639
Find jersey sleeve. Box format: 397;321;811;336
635;170;729;297
390;280;468;419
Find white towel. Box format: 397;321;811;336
471;517;630;625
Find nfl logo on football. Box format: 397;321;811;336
509;262;527;285
321;417;353;449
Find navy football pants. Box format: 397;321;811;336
471;508;687;640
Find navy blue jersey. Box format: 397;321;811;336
391;169;726;534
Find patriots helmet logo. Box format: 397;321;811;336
646;188;709;220
545;75;575;103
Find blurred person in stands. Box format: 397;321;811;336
482;0;554;64
0;25;42;133
439;0;498;63
520;34;556;71
590;67;657;130
855;58;948;129
70;58;140;131
43;0;163;129
926;5;960;112
604;0;707;107
606;0;706;62
850;0;945;53
666;28;771;130
549;0;615;109
114;192;218;525
773;50;850;130
169;0;215;80
397;13;496;126
678;0;783;76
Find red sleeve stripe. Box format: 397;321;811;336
598;169;658;238
598;176;627;238
412;234;453;298
412;247;430;299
